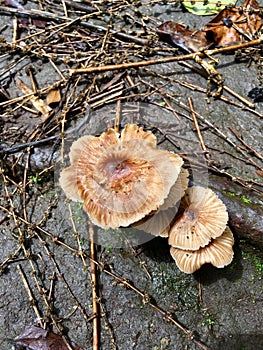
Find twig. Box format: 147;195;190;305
0;135;60;155
114;98;121;132
89;222;100;350
188;97;210;163
17;264;44;327
70;37;263;75
228;126;263;161
0;6;149;45
179;61;255;109
68;205;117;349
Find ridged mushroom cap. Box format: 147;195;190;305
60;124;183;229
168;186;228;250
170;226;234;274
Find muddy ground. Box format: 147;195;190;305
0;1;263;350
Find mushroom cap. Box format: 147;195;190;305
59;124;183;229
168;186;228;250
59;165;82;202
132;168;189;237
170;226;234;274
120;123;157;148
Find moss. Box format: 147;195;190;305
222;190;236;197
151;269;200;312
240;195;252;204
201;310;216;328
241;251;263;280
222;190;253;204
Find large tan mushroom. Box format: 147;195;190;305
60;124;183;229
170;226;235;274
168;186;228;250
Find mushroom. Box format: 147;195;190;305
168;186;228;250
170;226;234;274
59;124;183;229
132;168;189;236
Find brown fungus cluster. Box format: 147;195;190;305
60;124;234;273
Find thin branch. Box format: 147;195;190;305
188;97;210;163
17;264;44;328
89;222;100;350
70;37;263;75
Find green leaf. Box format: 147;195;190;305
182;0;237;16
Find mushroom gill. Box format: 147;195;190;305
170;226;235;274
132;168;189;237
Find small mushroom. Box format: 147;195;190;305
168;186;228;250
60;124;183;229
170;226;234;274
132;168;189;236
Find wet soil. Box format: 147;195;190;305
0;1;263;350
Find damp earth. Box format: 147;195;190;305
0;1;263;350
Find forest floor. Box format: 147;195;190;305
0;1;263;350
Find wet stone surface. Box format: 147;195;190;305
0;1;263;350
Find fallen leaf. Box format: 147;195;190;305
16;79;52;117
46;88;61;107
157;21;213;53
203;0;262;46
182;0;236;16
14;325;83;350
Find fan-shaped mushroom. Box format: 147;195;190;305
168;186;228;250
170;226;234;273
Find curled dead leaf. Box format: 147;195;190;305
16;79;52;117
157;21;213;53
14;325;83;350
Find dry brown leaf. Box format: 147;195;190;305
14;325;83;350
16;79;52;116
157;21;213;53
204;0;262;46
46;88;61;107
